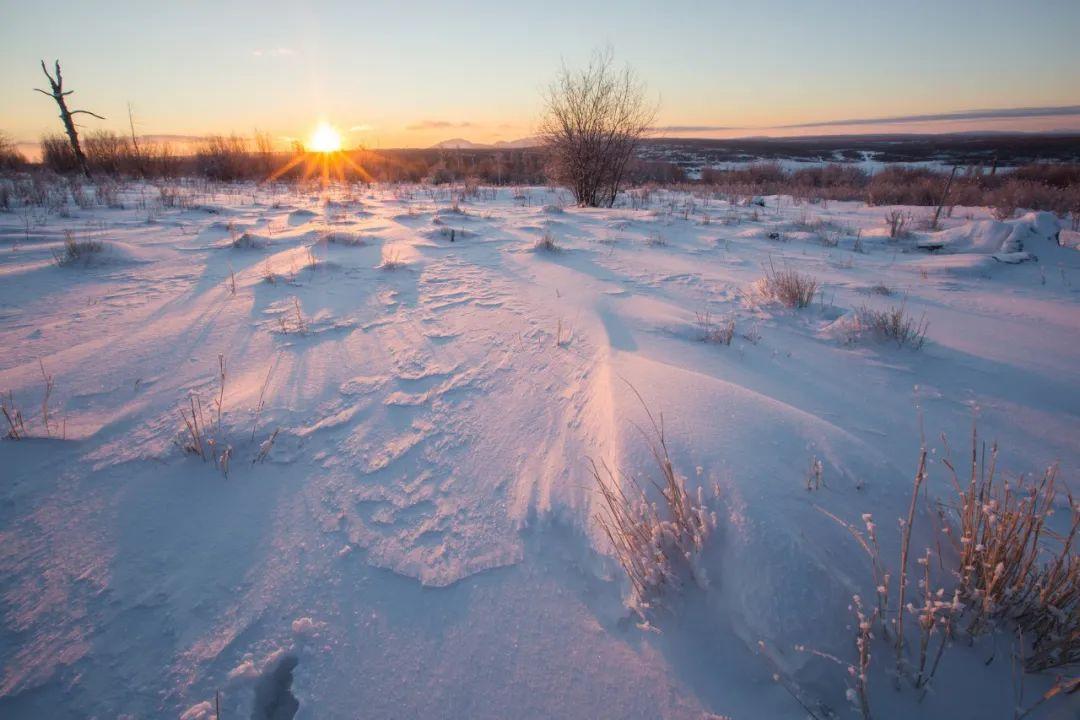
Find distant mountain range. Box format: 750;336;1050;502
431;137;540;150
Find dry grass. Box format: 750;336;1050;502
276;297;308;334
323;231;365;246
855;302;929;349
178;355;233;477
2;390;27;440
695;311;735;345
940;431;1079;671
589;388;717;612
884;210;910;239
379;249;405;270
534;231;561;252
760;260;818;308
816;428;1078;716
53;230;103;266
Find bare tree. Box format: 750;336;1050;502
539;49;656;208
34;60;104;176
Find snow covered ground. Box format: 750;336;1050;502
0;181;1077;719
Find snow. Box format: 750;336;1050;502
0;182;1077;719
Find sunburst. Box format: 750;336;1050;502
266;121;373;188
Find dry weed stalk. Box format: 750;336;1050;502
251;363;274;442
894;446;928;679
178;357;233;477
818;507;891;643
851;595;875;720
2;390;26;440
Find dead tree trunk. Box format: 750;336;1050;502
34;60;104;176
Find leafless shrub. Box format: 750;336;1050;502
884;210;909;239
539;48;657;208
759;260;818;308
992;199;1017;221
0;132;26;170
589;388;717;613
41;133;80;173
695;310;734;345
855;302;928;349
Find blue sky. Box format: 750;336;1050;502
2;0;1079;149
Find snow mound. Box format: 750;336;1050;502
918;211;1060;262
1058;229;1080;250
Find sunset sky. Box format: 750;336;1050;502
2;0;1079;151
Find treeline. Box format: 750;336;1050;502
7;130;690;187
699;162;1080;216
3;130;1079;216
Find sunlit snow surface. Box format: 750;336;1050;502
0;182;1077;718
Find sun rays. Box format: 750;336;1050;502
266;121;373;187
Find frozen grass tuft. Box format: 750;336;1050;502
2;390;27;440
379;249;405;270
324;231;365;246
53;230;103;266
855;302;928;349
534;231;561;252
695;310;735;345
813;428;1078;716
940;432;1079;672
589;388;718;614
759;260;818;308
231;231;264;249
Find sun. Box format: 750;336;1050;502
308;121;342;153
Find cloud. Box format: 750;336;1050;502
349;124;375;133
652;125;741;133
777;105;1080;129
252;47;296;58
406;120;475;131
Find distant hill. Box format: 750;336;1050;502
432;136;540;150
